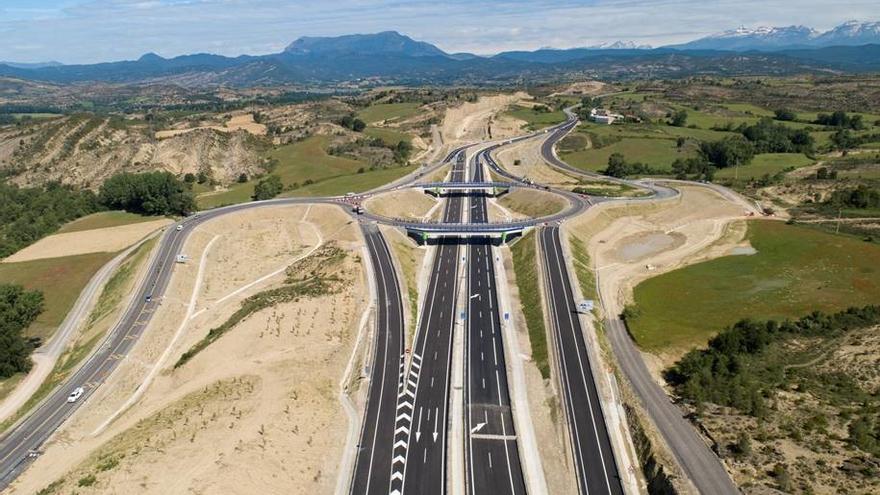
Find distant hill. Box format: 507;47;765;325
0;61;63;69
1;29;879;88
669;20;880;51
283;31;449;58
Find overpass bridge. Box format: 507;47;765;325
397;220;539;244
413;181;519;197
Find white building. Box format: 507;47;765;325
589;107;625;125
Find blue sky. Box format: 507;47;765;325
0;0;877;63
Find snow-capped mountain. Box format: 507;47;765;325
669;20;880;51
588;41;652;50
815;20;880;46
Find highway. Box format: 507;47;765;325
349;224;406;494
393;152;466;494
539;227;623;495
463;152;527;494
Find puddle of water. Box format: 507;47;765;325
729;246;757;256
616;232;679;262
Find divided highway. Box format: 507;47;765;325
350;225;406;494
464;153;527;493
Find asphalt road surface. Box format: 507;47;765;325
539;226;624;495
606;318;738;495
464;153;527;494
349;224;406;494
393;153;466;495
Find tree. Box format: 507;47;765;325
183;173;196;184
605;153;628;178
252;175;283;201
237;173;248;183
352;118;366;132
831;128;856;151
773;108;797;121
669;109;688;127
394;139;413;163
733;432;752;459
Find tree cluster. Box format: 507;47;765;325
699;135;755;168
671;157;715;181
666;306;880;417
338;114;366;132
815;111;865;130
826;185;880;210
0;182;100;258
603;152;657;178
0;284;44;378
773;108;797;122
740;118;814;154
99;172;196;216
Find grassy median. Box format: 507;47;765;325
511;231;550;379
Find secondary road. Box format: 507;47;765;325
349;224;406;494
540;227;624;494
394;152;466;494
463;152;527;494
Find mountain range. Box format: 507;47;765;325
0;21;878;88
670;20;880;51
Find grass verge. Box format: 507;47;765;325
511;231;549;378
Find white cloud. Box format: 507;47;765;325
0;0;876;63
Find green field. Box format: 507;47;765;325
715;153;815;179
628;220;880;353
58;211;165;233
268;135;367;186
505;106;567;129
364;126;412;147
285;164;417;197
357;102;422;124
562;137;690;171
198;135;373;208
0;252;117;340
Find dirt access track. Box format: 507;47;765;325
10;204;368;495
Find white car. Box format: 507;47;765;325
176;225;183;231
67;387;84;403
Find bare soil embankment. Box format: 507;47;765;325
11;204;367;495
